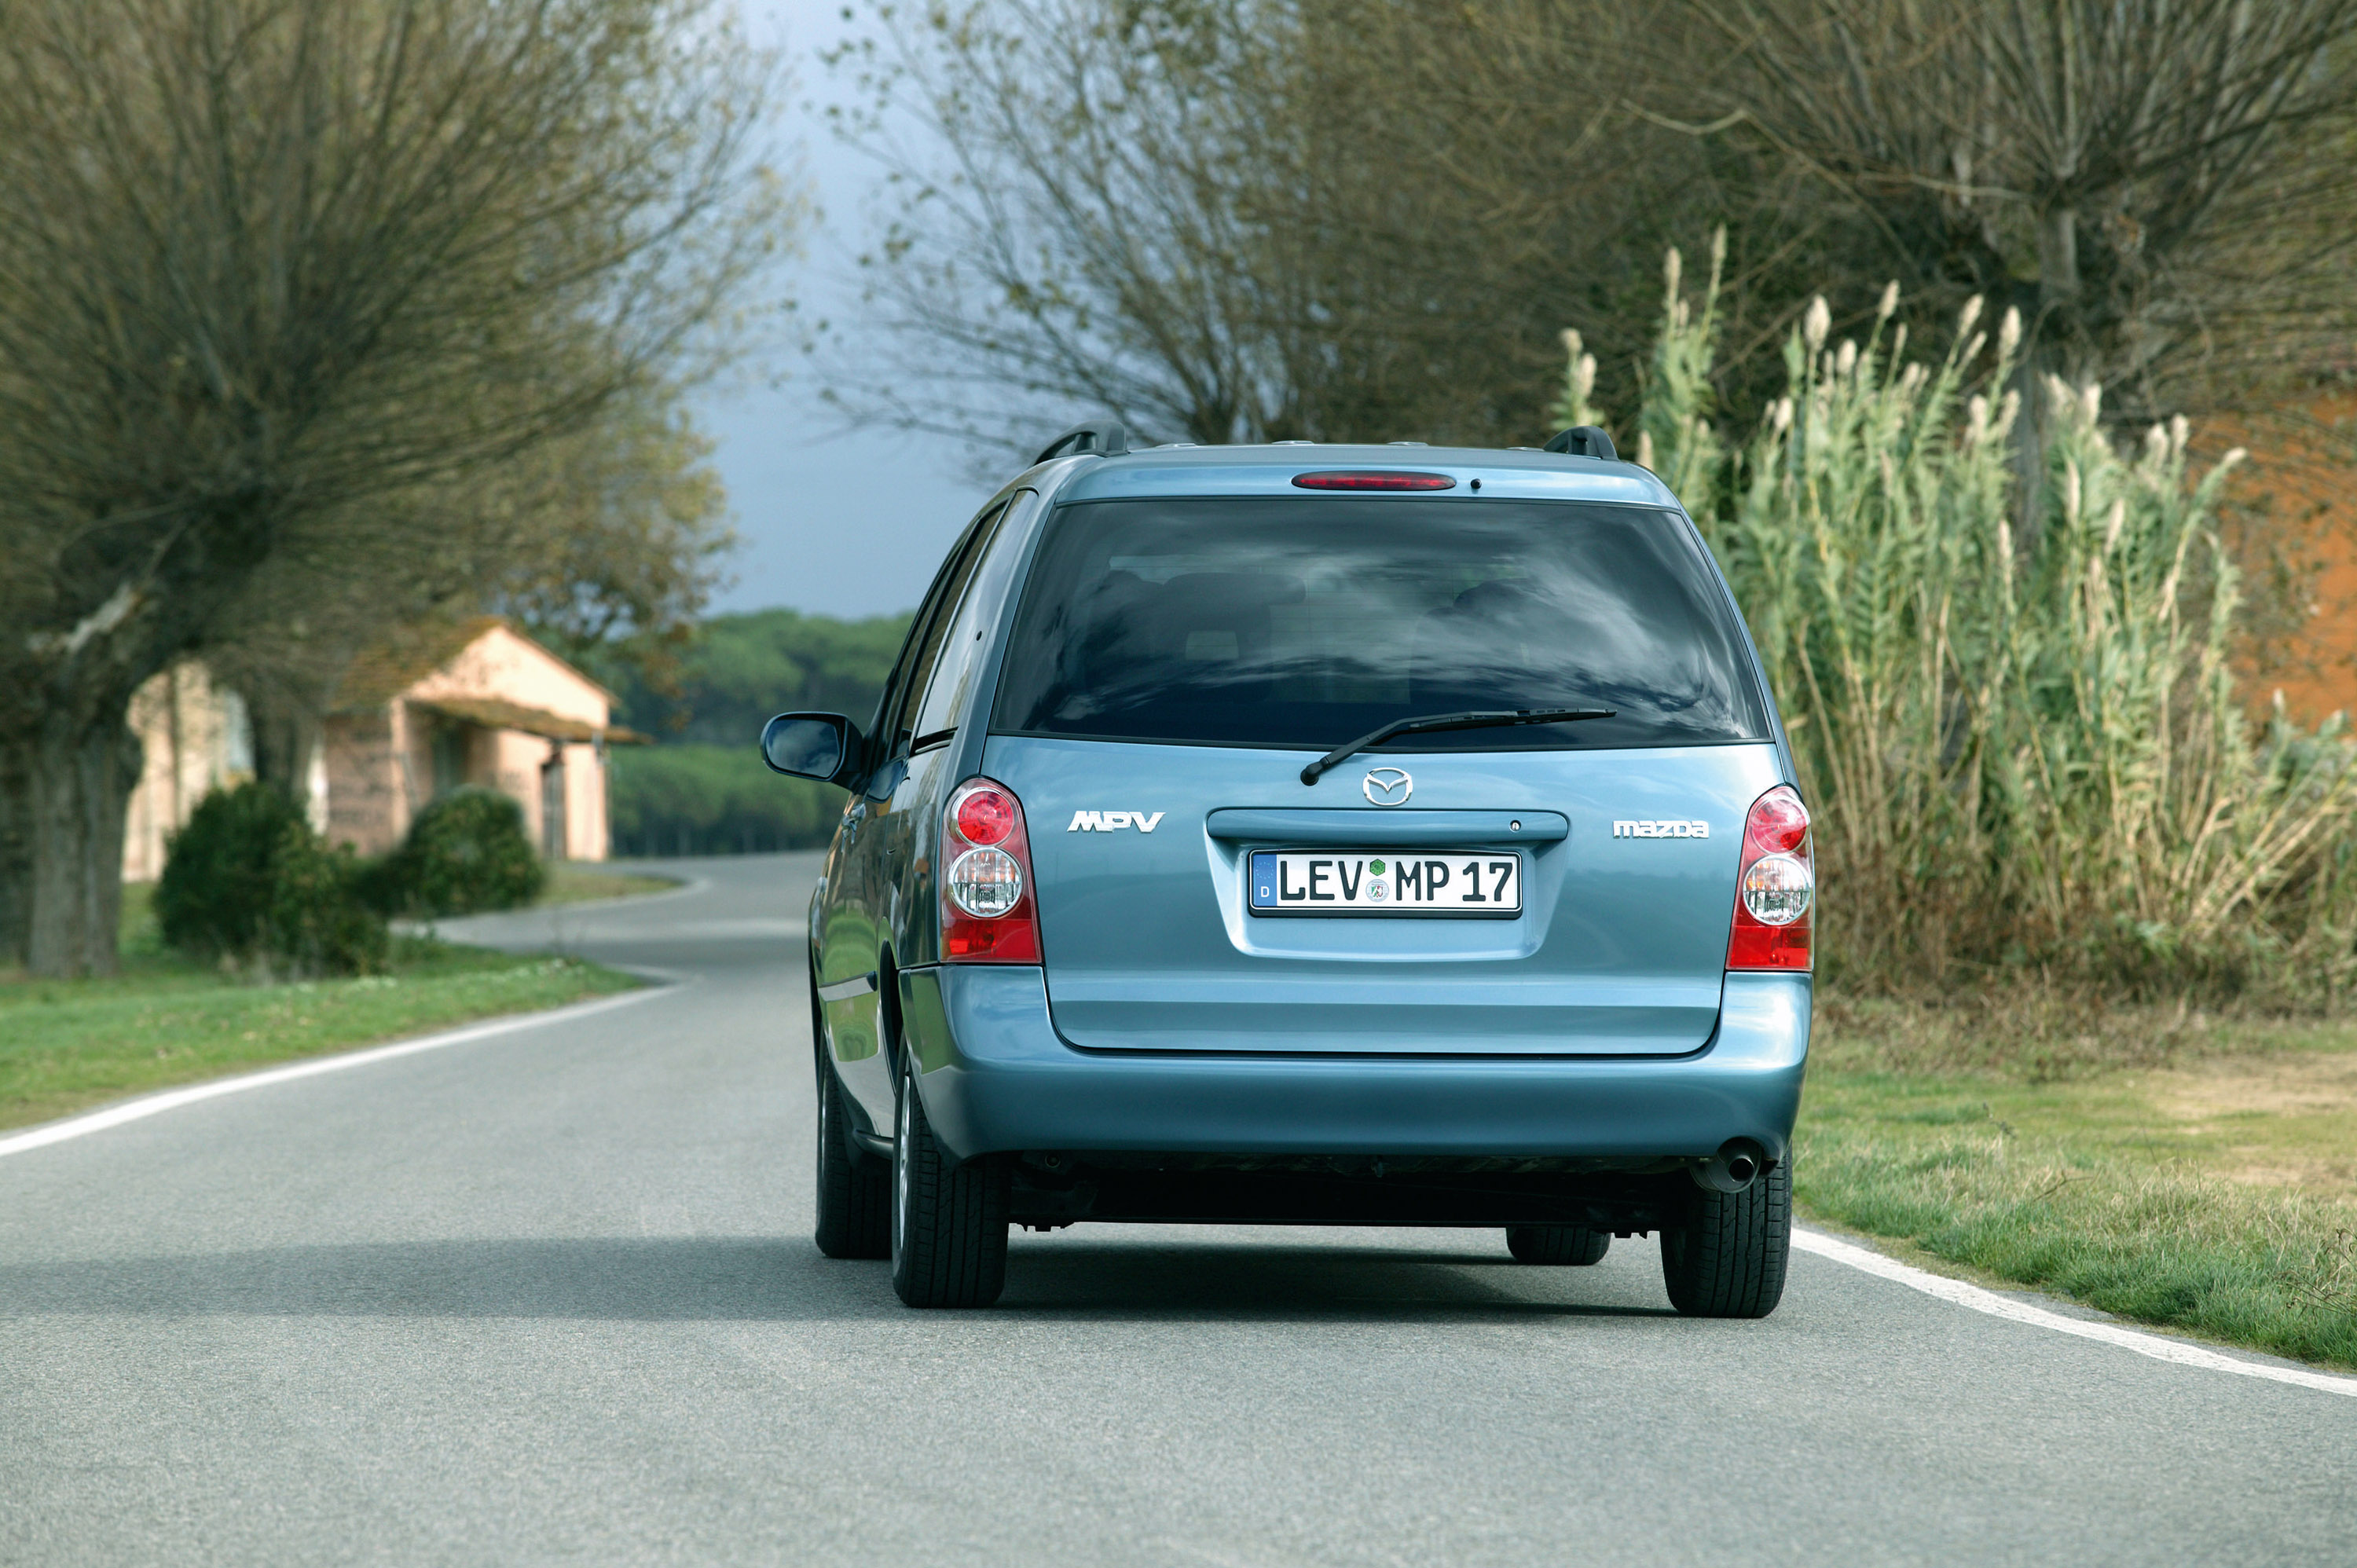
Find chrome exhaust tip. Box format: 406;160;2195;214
1692;1139;1767;1194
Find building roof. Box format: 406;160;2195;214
407;695;648;745
335;617;507;712
335;616;621;713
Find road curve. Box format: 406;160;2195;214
3;853;2352;1566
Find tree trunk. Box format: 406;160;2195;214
246;678;324;808
0;743;31;969
21;705;143;978
2007;278;2055;551
2036;203;2081;306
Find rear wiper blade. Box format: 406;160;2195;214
1299;707;1616;786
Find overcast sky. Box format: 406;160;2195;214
694;2;991;621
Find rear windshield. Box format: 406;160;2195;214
991;496;1769;752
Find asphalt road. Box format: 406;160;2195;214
4;852;2354;1566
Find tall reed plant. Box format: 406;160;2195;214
1573;240;2357;1002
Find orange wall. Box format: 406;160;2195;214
2226;394;2357;725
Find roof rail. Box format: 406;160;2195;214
1543;425;1618;460
1034;419;1130;465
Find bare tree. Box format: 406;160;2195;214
832;0;2357;474
486;387;739;680
0;0;786;976
1659;0;2357;422
825;1;1829;454
199;490;493;802
823;0;1311;451
1278;0;1835;439
203;380;739;800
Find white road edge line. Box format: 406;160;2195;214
1793;1226;2357;1398
0;981;676;1162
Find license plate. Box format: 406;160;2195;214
1246;850;1523;918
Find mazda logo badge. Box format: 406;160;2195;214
1362;768;1413;806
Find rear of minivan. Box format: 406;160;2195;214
797;445;1811;1314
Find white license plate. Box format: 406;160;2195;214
1246;850;1523;918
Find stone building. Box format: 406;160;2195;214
323;617;640;860
121;617;643;880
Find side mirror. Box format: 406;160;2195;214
760;712;863;787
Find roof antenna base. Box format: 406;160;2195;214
1034;420;1131;465
1543;425;1618;460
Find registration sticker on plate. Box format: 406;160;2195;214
1246;851;1523;918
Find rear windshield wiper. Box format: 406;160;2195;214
1299;707;1617;786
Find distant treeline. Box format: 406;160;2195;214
596;608;911;743
599;609;912;855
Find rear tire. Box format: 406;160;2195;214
813;1050;890;1260
1661;1159;1790;1318
1505;1226;1611;1266
889;1053;1009;1307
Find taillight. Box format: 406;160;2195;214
954;786;1016;846
1727;784;1813;971
941;778;1042;963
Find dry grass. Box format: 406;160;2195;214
1801;990;2357;1368
2145;1053;2357;1193
1809;984;2357;1079
535;862;680;907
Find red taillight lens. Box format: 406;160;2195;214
942;777;1041;963
1746;789;1809;855
1727;784;1813;971
954;785;1017;846
1290;471;1456;491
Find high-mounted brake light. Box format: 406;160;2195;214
941;779;1042;963
1290;471;1456;491
1726;784;1813;971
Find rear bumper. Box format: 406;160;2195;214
896;965;1810;1166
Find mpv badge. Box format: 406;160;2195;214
1362;768;1413;806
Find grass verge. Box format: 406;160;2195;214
536;861;680;907
0;887;640;1133
1799;994;2357;1371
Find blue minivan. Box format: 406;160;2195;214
763;423;1813;1314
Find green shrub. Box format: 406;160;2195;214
380;787;546;915
156;783;387;976
1561;235;2357;1003
267;830;392;977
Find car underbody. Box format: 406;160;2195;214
1006;1152;1721;1233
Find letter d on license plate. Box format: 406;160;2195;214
1247;850;1523;918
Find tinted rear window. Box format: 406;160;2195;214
991;497;1768;752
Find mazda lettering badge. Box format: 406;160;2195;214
1362;768;1413;806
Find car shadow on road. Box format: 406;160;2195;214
996;1239;1673;1321
0;1236;1672;1323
